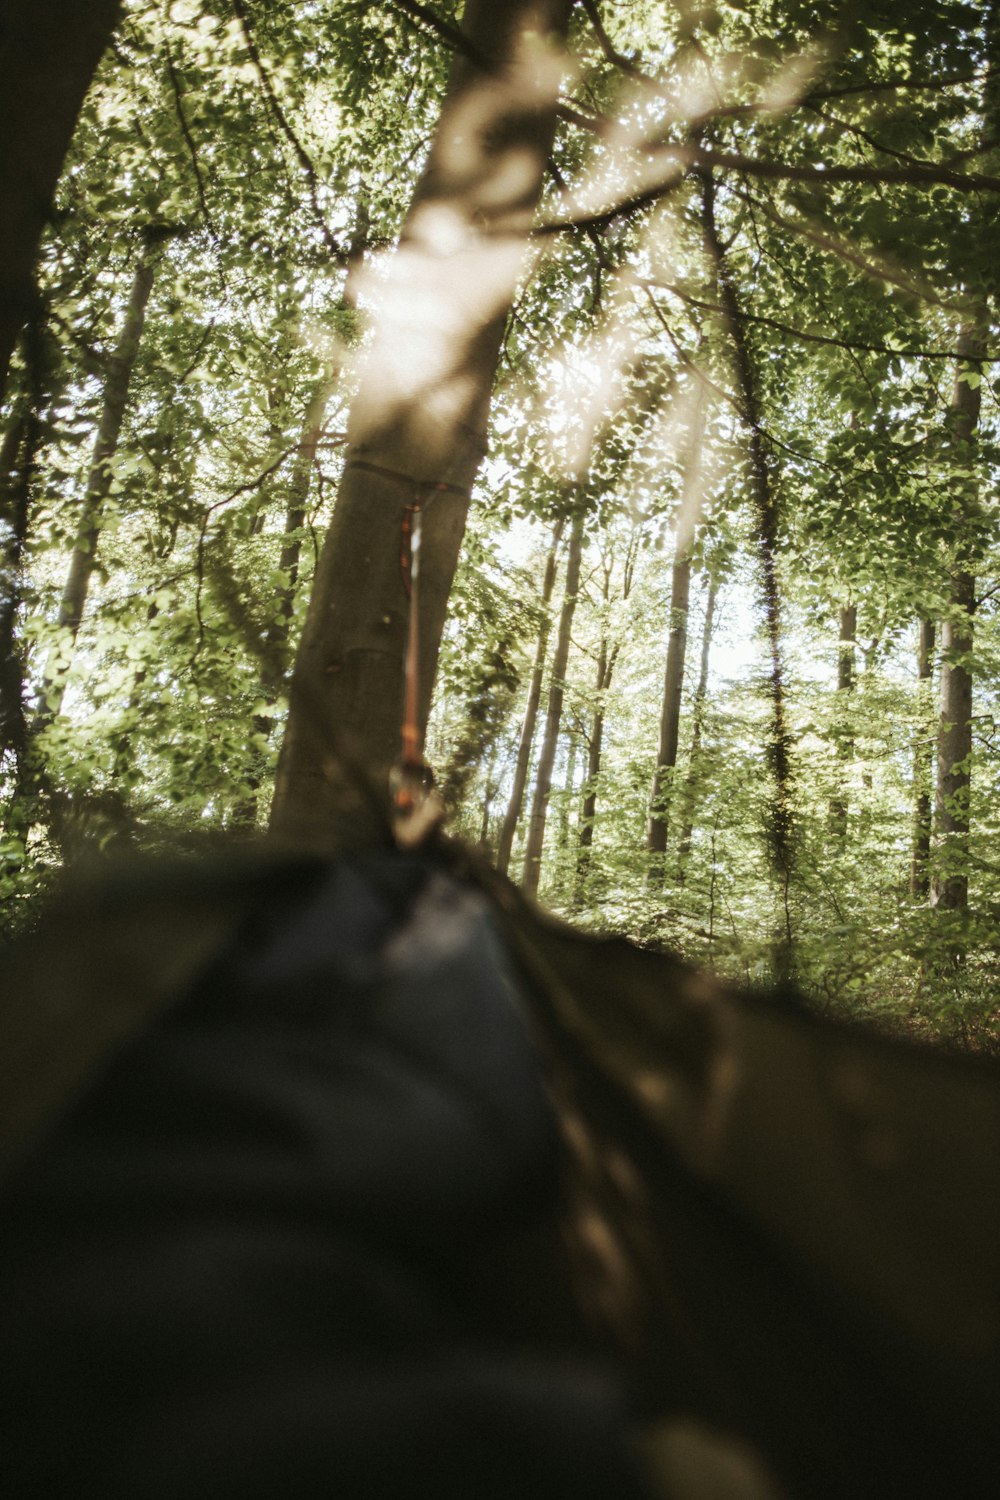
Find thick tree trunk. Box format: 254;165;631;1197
910;618;935;900
828;602;856;837
931;329;983;912
0;0;122;403
677;575;718;875
271;0;573;847
41;247;155;717
495;517;565;875
522;509;583;899
647;549;691;862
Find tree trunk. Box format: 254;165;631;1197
0;0;122;403
262;374;340;697
478;743;500;849
558;729;578;851
495;517;565;875
259;209;369;703
0;398;35;762
576;639;618;876
576;537;634;896
931;327;983;913
933;572;975;911
647;369;708;871
701;168;794;892
910;618;935;899
647;548;691;863
271;0;573;847
522;509;583;899
41;246;156;717
828;602;856;837
677;575;718;876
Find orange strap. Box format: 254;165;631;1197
343;458;466;811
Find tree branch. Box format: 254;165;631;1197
535;138;1000;237
642;278;1000;362
229;0;347;264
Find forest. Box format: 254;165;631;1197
2;0;999;1049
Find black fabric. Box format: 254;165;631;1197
0;852;649;1500
488;885;1000;1500
5;840;1000;1499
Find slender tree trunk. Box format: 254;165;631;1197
259;208;369;702
0;0;122;403
522;509;583;899
932;326;983;913
271;0;573;847
647;548;691;863
495;516;565;875
0;398;34;762
229;378;338;832
235;213;370;832
701;168;794;897
261;374;339;697
558;729;578;851
647;369;708;872
575;539;634;893
478;742;500;848
40;246;156;717
677;575;718;876
576;640;619;878
910;618;935;899
933;572;975;911
828;602;856;837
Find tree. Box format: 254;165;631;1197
931;325;985;913
0;0;122;401
271;0;574;846
576;528;635;896
4;0;1000;1042
910;619;935;899
496;517;565;875
40;235;161;720
522;507;584;898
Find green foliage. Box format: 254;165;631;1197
3;0;1000;1050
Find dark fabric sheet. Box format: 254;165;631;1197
3;841;1000;1498
0;852;648;1499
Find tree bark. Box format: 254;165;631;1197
576;640;618;873
647;548;692;863
910;618;935;899
828;602;856;837
677;575;718;876
41;246;156;717
522;509;583;899
646;365;709;871
0;397;34;762
575;537;633;894
260;373;340;699
0;0;122;404
271;0;573;847
931;328;983;912
495;517;565;875
701;168;794;892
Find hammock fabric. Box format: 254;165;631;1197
0;841;998;1498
